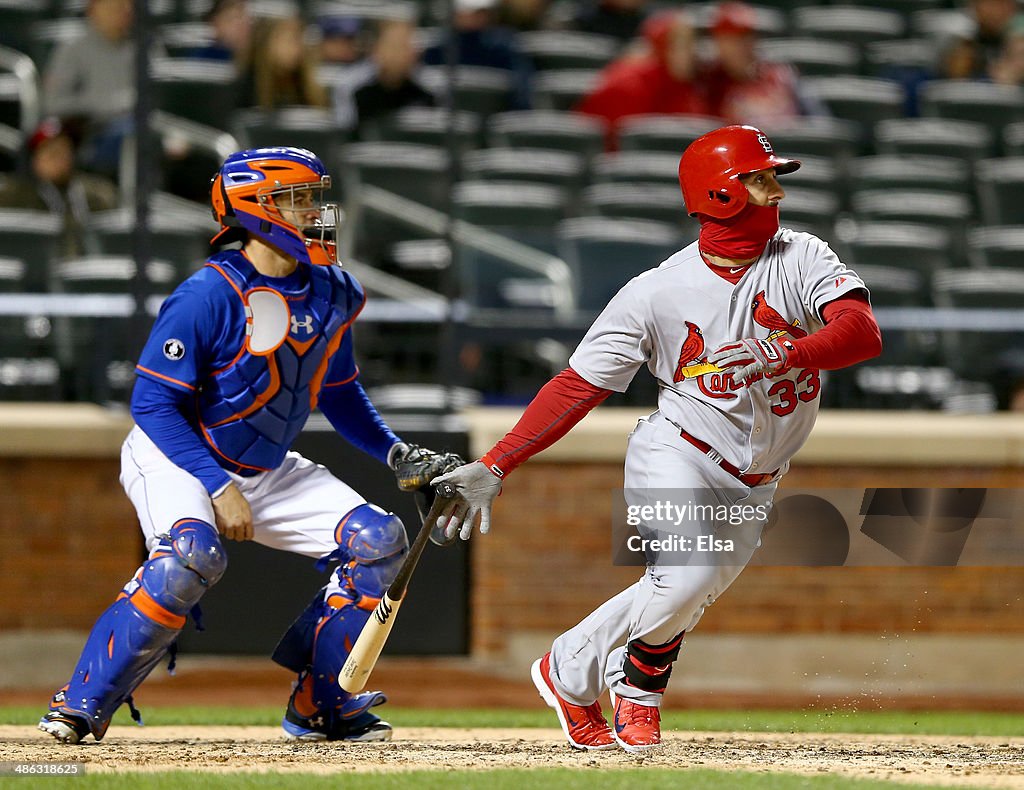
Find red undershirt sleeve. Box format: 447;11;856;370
786;293;883;371
480;367;613;478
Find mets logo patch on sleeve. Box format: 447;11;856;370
163;338;186;360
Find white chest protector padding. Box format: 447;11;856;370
244;288;291;355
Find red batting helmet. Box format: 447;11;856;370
678;125;801;219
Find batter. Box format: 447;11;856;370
434;125;882;752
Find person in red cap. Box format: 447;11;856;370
431;125;881;752
575;9;709;149
702;1;818;127
0;118;117;257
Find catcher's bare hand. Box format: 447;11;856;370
212;483;253;541
432;460;502;541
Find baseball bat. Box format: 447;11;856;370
338;484;456;692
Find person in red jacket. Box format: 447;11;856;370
575;9;709;148
701;1;817;127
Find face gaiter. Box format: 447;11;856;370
698;203;780;260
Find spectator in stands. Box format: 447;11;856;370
701;2;819;127
42;0;164;176
354;19;435;136
570;0;649;43
496;0;552;31
575;10;707;149
240;16;328;110
188;0;252;71
423;0;533;110
941;0;1018;79
0;118;118;258
989;14;1024;85
318;14;365;65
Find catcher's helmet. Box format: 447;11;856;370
210;147;340;266
678;125;800;220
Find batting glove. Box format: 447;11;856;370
708;336;795;382
431;460;502;541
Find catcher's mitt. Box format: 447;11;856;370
390;444;464;492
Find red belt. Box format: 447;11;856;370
679;429;777;487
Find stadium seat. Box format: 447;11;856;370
462;147;586;205
0;46;40;136
341;142;450;206
849;190;972;251
151;58;239;130
863;38;936;77
363;106;481;154
88;208;216;282
53;256;176;294
975;158;1024;226
966;226;1024;269
488;110;606;162
517;30;619;71
778;187;841;239
792;6;906;45
453;181;564;310
419;66;513;117
233;106;348;183
779;154;840;201
932;269;1024;379
852;264;925;307
843;0;947;16
762;117;861;170
835;220;954;287
531;69;600;112
556;217;686;312
919;80;1024;144
0;256;23;292
0;0;48;55
581;182;697;237
591;151;682;187
910;8;976;39
0;209;61;291
159;22;213;58
801;77;905;145
0;122;21;171
1003;121;1024;156
340;141;450;261
618;115;721;154
850;155;972;197
757;38;860;77
453;180;565;230
874;117;993;162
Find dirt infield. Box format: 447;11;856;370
2;726;1022;787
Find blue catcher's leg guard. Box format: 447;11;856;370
273;503;407;742
39;519;227;743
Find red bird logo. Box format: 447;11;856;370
673;321;705;382
751;290;806;339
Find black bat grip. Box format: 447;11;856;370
387;488;453;600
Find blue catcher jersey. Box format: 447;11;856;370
135;250;365;474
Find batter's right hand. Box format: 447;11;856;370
431;460;502;541
212;483;253;541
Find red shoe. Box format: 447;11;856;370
531;653;615;751
611;693;661;753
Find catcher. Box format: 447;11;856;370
39;147;462;744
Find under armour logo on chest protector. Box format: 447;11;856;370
290;314;315;336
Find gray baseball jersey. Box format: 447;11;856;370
569;227;868;477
